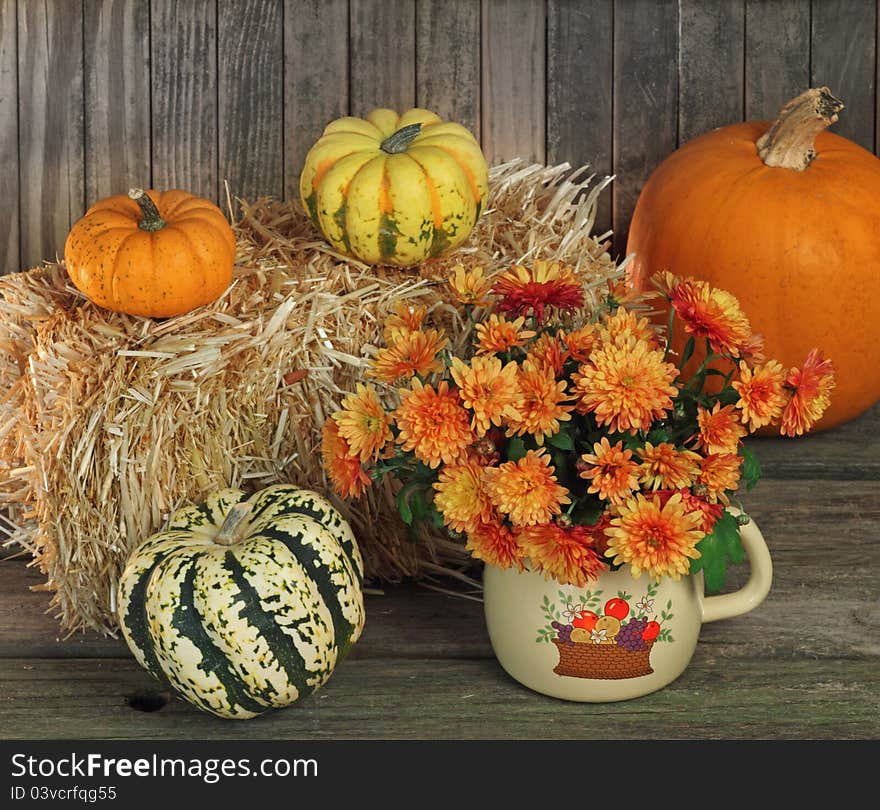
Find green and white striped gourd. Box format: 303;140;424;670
116;484;365;720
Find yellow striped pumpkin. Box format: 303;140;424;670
299;107;489;267
116;485;365;720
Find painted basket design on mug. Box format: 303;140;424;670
537;583;674;681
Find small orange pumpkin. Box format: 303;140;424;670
64;188;236;318
627;88;880;431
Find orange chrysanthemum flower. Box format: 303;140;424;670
321;420;372;499
383;300;427;345
732;360;787;431
637;442;701;490
474;314;535;355
449;264;493;307
696;402;747;454
739;333;767;365
654;489;724;535
483;449;571;527
698;453;742;503
516;524;606;588
450;355;522;437
369;328;447;383
492;260;584;325
578;438;640;505
669;278;752;357
605;493;704;580
394;379;475;468
525;333;569;378
780;349;836;437
598;307;658;348
332;383;393;463
561;324;597;363
572;340;678;433
505;362;574;445
432;461;495;533
465;519;523;570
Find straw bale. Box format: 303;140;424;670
0;159;622;635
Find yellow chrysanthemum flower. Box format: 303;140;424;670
331;383;393;463
450;355;522;437
605;493;704;580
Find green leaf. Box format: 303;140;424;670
690;509;745;592
741;444;762;491
507;437;527;462
547;430;574;451
679;336;696;368
646;428;670;444
396;487;414;526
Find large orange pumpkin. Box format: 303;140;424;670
64;188;236;318
627;88;880;431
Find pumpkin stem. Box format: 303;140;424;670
128;188;167;232
380;123;422;154
216;501;251;546
756;87;844;171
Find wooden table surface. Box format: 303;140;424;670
2;406;878;740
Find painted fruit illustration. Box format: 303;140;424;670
540;587;674;681
642;621;661;642
604;598;629;621
573;610;598;631
595;615;621;638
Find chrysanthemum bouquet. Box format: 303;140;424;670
321;261;834;591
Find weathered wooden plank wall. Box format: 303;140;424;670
2;0;878;275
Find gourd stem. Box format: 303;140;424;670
216;502;251;546
380;123;422;154
128;188;167;232
755;87;844;171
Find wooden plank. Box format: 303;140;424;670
4;478;878;662
481;0;546;163
744;0;810;121
678;0;745;143
283;0;349;197
218;0;283;209
150;0;218;201
811;0;875;150
612;0;678;251
83;0;152;205
17;0;85;269
349;0;416;117
415;0;481;139
0;655;875;739
547;0;614;238
0;0;18;275
748;402;880;480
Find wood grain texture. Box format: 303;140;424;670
747;402;880;480
350;0;416;117
83;0;152;205
218;0;284;209
17;0;85;269
811;0;875;151
678;0;745;143
612;0;678;250
481;0;546;163
283;0;349;196
744;0;810;121
0;0;18;275
0;656;875;739
150;0;218;201
547;0;614;238
4;478;878;663
415;0;481;139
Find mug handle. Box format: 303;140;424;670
700;511;773;624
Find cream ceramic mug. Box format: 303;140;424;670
483;515;773;701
